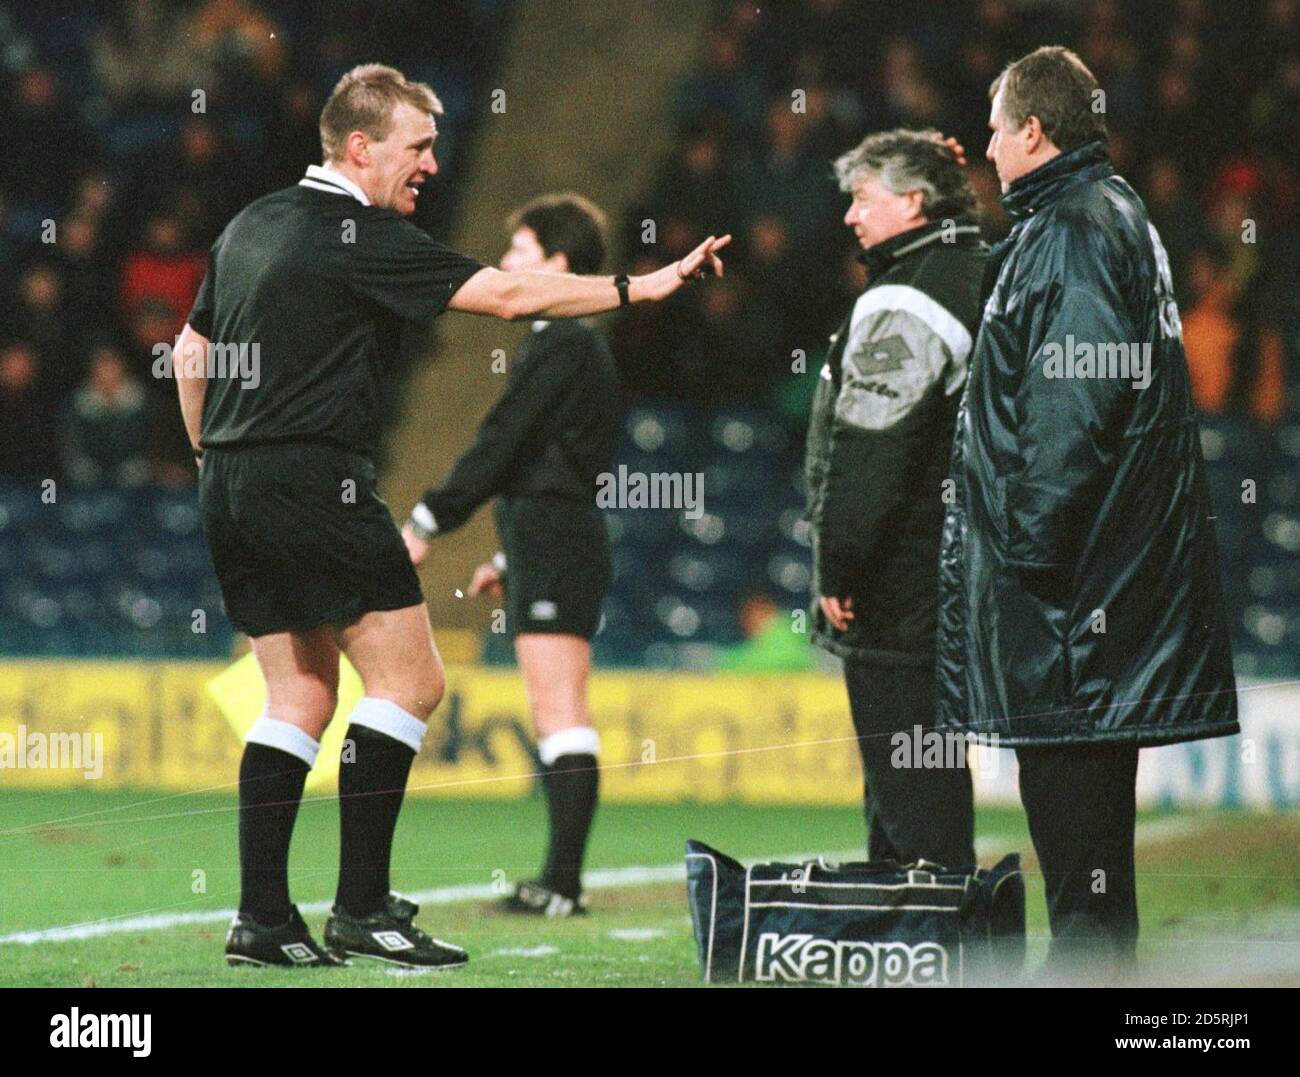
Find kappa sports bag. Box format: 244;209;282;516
685;840;1025;987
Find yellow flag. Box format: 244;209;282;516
205;653;366;790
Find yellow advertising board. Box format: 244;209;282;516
0;660;864;804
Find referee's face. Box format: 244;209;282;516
367;102;439;216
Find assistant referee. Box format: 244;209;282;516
404;193;619;918
174;64;730;969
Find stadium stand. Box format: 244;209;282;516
1;0;1296;673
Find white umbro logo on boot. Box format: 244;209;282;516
372;930;415;951
280;942;317;963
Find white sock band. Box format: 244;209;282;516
347;696;426;754
538;726;600;766
246;716;321;767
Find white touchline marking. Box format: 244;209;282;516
0;820;1209;946
490;945;560;958
608;928;666;940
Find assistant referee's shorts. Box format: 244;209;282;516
495;494;610;640
199;442;422;638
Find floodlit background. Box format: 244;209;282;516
0;0;1295;986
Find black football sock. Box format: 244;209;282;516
336;723;418;918
539;753;600;899
238;742;311;926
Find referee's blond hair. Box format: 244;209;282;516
319;63;443;162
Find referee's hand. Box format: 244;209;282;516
401;522;429;566
637;234;732;302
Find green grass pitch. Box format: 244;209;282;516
0;789;1296;987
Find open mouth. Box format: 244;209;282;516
405;180;422;197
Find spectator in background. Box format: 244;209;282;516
715;591;814;672
1144;157;1203;307
672;277;780;405
120;215;207;344
0;67;95;216
12;263;79;400
92;0;206;105
734;101;838;245
0;342;56;480
119;295;197;484
120;119;243;248
673;29;767;136
192;0;286;85
60;345;149;487
56;215;116;344
645;126;736;240
1183;242;1241;415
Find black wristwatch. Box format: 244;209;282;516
614;273;631;307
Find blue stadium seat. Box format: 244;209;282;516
708;409;787;458
623;406;692;457
150;492;202;537
766;551;813;598
664;549;747;597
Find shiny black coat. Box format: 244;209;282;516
936;142;1239;747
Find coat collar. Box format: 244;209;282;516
999;140;1112;220
857;214;982;278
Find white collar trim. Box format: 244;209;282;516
300;163;370;206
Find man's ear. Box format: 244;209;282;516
906;189;927;221
346;130;370;166
1023;114;1046;155
548;252;571;274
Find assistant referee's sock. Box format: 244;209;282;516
537;728;601;900
238;717;320;926
335;698;426;918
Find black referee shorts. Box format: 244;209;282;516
199;442;422;638
495;495;610;640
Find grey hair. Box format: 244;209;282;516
833;128;975;220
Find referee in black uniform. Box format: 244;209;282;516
403;194;617;918
173;64;730;969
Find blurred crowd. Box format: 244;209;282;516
615;0;1299;433
0;0;505;487
2;0;1296;478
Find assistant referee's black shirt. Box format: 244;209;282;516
186;165;482;457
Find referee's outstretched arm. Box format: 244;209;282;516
447;233;730;321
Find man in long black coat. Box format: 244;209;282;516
936;47;1239;978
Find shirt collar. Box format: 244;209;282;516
299;163;371;206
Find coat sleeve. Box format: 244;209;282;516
815;301;966;597
1005;211;1139;589
419;334;585;534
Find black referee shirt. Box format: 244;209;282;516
420;319;619;532
187;165;482;457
